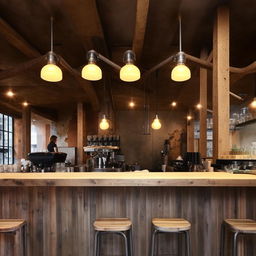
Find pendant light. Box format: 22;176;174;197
120;50;140;82
82;50;102;81
99;114;110;130
151;72;162;130
99;80;110;130
171;16;191;82
41;17;63;82
151;114;162;130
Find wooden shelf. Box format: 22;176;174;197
235;119;256;128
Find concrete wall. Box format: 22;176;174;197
116;110;187;170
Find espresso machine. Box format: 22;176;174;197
84;145;125;172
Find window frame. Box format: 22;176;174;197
0;114;14;165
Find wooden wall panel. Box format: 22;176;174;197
0;187;255;256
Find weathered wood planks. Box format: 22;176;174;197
0;187;255;255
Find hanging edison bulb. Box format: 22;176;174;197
171;101;177;107
151;114;162;130
196;103;202;110
99;115;110;130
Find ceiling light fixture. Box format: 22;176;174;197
171;16;191;82
82;50;102;81
40;17;63;82
196;103;202;109
120;50;140;82
6;90;14;97
99;114;110;130
151;114;162;130
187;115;192;121
22;101;29;107
129;98;135;108
171;101;177;107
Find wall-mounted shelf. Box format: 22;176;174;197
235;119;256;128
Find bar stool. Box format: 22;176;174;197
93;218;133;256
150;218;191;256
220;219;256;256
0;219;27;256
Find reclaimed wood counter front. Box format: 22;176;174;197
0;171;256;187
0;172;255;256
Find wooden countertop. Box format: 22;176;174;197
0;172;256;187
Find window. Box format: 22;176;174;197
0;114;14;164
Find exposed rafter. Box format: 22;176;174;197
0;17;41;58
132;0;150;62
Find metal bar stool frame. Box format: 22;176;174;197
220;220;256;256
0;221;27;256
150;226;191;256
94;228;133;256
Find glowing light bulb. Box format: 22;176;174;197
187;115;192;121
40;63;63;82
171;101;177;107
120;64;140;82
99;115;110;130
196;103;202;109
171;63;191;82
6;90;14;97
82;63;102;81
151;115;162;130
22;101;29;107
250;98;256;109
129;99;135;108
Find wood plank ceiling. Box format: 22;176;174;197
0;0;255;115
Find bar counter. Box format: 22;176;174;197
0;171;256;187
0;172;255;256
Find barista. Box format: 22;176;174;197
47;135;58;153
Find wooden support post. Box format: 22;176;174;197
213;6;230;160
187;113;195;152
22;106;31;159
77;102;86;165
199;49;208;158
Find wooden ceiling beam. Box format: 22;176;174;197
31;106;58;122
0;17;41;58
132;0;150;62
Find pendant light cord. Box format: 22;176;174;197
179;15;182;52
155;71;159;115
50;17;54;52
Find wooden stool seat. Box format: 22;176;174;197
93;218;132;232
0;219;26;233
224;219;256;233
152;218;191;232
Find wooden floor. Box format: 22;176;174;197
0;187;255;255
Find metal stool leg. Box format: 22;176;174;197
119;231;129;256
184;230;191;256
22;224;27;256
220;223;225;256
94;231;100;256
232;232;239;256
150;229;158;256
128;229;133;256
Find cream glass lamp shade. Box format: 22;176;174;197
82;63;102;81
171;63;191;82
250;98;256;108
40;63;63;82
151;115;162;130
99;115;110;130
120;64;140;82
